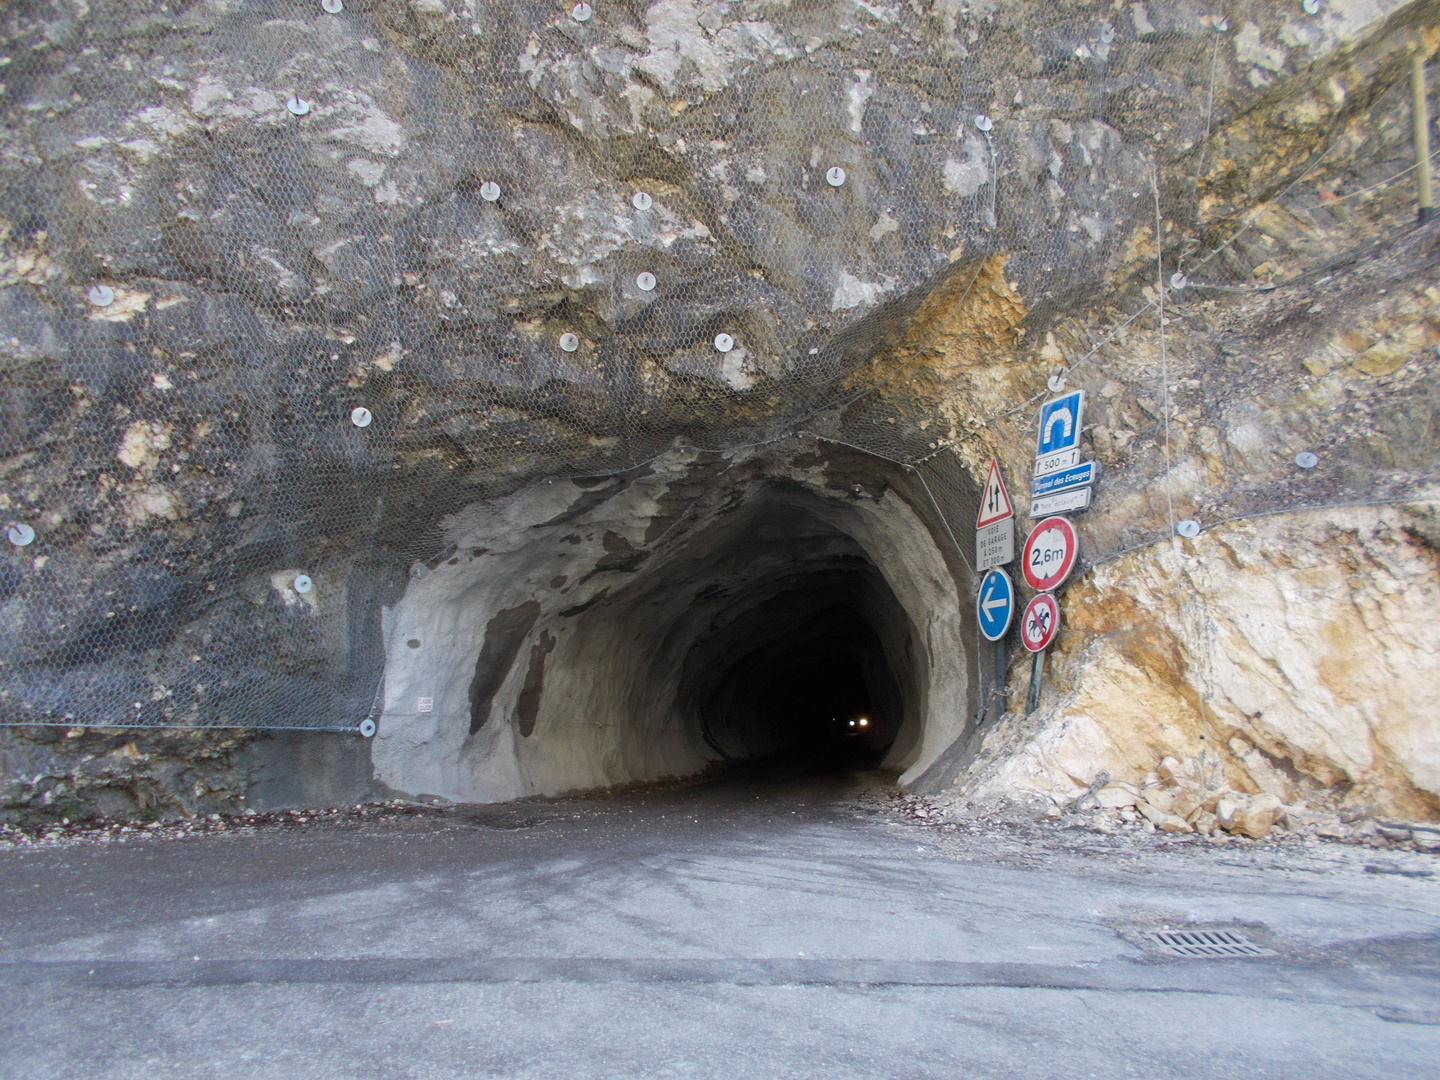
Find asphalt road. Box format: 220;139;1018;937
1;770;1437;1079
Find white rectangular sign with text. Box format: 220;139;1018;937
976;519;1015;571
1029;487;1092;517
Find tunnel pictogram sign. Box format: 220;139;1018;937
1021;516;1078;592
1020;593;1060;652
1036;389;1085;456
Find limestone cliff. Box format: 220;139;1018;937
0;0;1438;824
949;506;1440;826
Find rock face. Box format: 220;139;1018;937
949;506;1440;823
1;0;1439;818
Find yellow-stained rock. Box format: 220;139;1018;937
1171;788;1205;822
1096;783;1140;808
948;506;1440;822
1137;799;1191;832
1143;786;1176;814
1237;793;1286;838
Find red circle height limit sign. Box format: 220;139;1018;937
1021;516;1078;592
1020;593;1060;652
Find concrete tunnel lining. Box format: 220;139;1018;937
372;448;971;803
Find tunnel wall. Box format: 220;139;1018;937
371;443;970;802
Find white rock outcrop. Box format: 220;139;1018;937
950;506;1440;823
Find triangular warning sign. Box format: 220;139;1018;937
975;458;1015;528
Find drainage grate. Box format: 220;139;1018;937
1145;929;1274;958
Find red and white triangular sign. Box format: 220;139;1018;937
975;458;1015;528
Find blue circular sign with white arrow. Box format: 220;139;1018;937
976;568;1015;642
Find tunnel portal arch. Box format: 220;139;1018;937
371;444;977;802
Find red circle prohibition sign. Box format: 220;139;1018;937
1021;516;1078;592
1020;593;1060;653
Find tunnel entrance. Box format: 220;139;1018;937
657;487;921;779
374;453;972;803
687;588;906;774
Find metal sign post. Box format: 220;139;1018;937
1018;388;1095;717
1020;592;1060;715
995;641;1009;722
1026;650;1045;715
976;568;1015;724
975;462;1015;722
1416;52;1434;224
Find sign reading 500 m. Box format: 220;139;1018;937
1021;516;1078;592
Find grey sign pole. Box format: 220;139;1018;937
1416;52;1434;224
1025;649;1045;715
990;638;1007;724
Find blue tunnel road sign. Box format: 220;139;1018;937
1037;389;1086;456
1031;460;1098;499
976;568;1015;642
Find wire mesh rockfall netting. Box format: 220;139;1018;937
0;0;1435;730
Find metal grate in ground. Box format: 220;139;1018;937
1145;929;1275;958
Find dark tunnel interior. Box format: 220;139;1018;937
659;489;921;775
697;597;905;770
750;650;896;768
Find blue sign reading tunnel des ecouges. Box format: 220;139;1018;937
1031;460;1098;498
1036;389;1085;457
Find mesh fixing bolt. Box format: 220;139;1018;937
286;97;310;116
633;191;652;210
1176;520;1201;538
7;523;35;547
480;181;500;202
293;575;313;594
714;333;734;353
636;272;656;292
571;2;592;21
826;167;846;187
350;407;372;428
974;114;993;131
559;333;580;352
87;285;114;307
322;0;343;12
